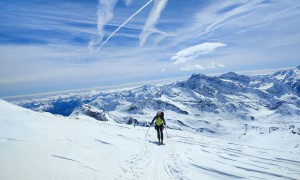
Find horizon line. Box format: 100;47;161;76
1;66;294;101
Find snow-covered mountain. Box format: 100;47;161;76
1;99;300;180
272;65;300;93
13;66;300;135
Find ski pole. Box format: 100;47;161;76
165;125;168;139
145;124;151;137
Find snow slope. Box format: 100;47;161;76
1;100;300;180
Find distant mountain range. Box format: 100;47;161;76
14;66;300;132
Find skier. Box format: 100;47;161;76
150;111;166;144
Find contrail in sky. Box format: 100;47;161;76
140;0;168;46
97;0;154;50
97;0;118;41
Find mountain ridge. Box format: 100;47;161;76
13;66;300;133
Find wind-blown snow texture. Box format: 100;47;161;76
0;99;299;180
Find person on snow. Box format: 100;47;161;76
150;111;166;144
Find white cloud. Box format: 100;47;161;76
139;0;168;46
180;64;205;71
218;63;226;68
179;61;225;71
0;44;173;87
123;0;134;6
171;42;226;64
208;61;216;69
207;61;226;69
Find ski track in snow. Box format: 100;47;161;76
115;131;300;180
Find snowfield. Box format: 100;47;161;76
1;99;300;180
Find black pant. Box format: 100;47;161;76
155;125;164;140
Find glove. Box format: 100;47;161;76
149;122;153;125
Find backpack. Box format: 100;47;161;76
155;117;163;126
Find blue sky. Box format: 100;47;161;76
0;0;300;97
